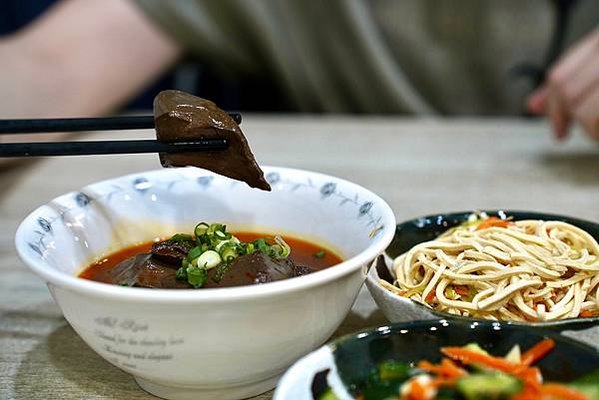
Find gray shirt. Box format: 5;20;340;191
135;0;599;115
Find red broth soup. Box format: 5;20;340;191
81;230;342;289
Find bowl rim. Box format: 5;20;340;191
329;318;599;354
15;166;396;303
367;209;599;328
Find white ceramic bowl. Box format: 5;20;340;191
15;166;395;400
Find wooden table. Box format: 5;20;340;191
2;117;598;399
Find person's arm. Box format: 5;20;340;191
0;0;182;119
527;28;599;141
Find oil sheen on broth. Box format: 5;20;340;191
80;231;341;289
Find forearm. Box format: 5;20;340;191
0;0;182;119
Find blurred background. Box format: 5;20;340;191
0;0;597;122
1;0;294;113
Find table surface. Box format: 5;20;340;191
2;116;598;399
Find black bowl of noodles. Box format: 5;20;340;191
366;210;599;349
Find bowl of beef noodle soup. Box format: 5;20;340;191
15;166;395;400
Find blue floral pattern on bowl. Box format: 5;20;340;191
24;167;389;262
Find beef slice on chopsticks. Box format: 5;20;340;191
154;90;270;191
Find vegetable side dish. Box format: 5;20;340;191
316;339;599;400
80;222;341;288
381;214;599;321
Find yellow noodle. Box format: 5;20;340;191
387;218;599;322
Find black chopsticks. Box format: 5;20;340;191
0;139;228;157
0;114;240;157
0;114;241;134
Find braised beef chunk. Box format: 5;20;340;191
133;259;191;289
293;264;318;277
151;240;193;265
153;90;271;191
100;239;321;289
109;253;191;289
204;251;296;288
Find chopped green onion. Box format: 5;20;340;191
219;244;238;263
175;266;187;280
314;249;326;259
196;250;221;269
186;266;207;288
215;230;232;240
207;223;225;235
167;233;193;243
169;222;294;288
271;235;291;259
215;237;240;252
244;243;255;255
194;223;209;237
254;238;270;254
186;246;203;262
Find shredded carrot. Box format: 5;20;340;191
453;285;470;296
425;291;436;303
476;217;512;230
517;366;543;394
441;347;525;374
512;388;543;400
364;340;590;400
431;377;459;388
417;360;440;374
540;383;588;400
418;358;467;380
521;339;555;366
408;379;429;400
579;309;597;318
440;358;468;378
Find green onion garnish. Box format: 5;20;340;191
219;244;238;263
314;250;326;259
186;266;208;288
194;222;209;238
175;266;187;280
196;250;221;269
170;222;292;288
186;246;203;262
271;235;291;259
167;233;193;244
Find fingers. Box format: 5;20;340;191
527;85;548;115
572;88;599;140
546;86;571;140
535;28;599;141
548;49;599;110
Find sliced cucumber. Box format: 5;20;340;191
456;373;522;400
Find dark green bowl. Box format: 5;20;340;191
366;210;599;336
275;319;599;400
333;320;598;385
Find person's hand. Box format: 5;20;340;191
527;28;599;141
